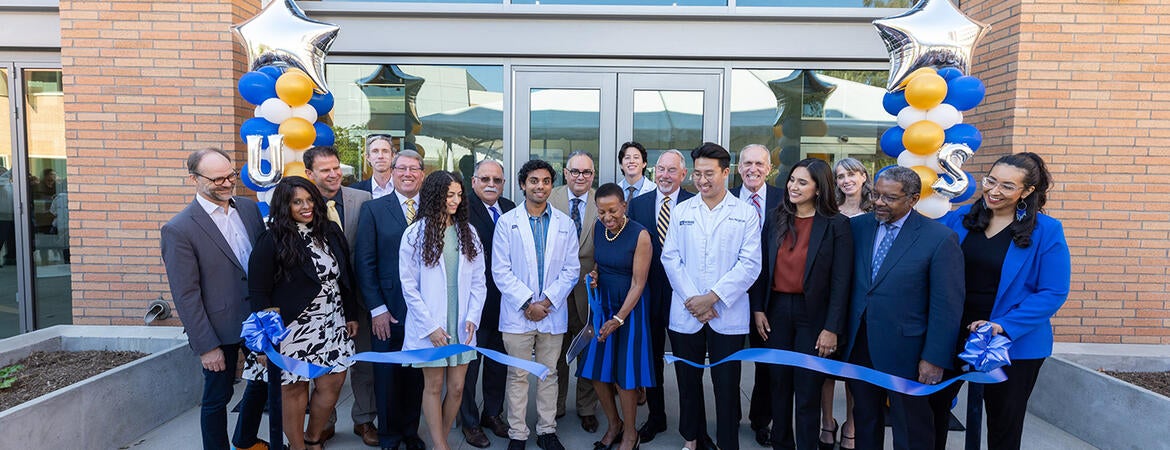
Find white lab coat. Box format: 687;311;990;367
398;218;487;351
491;203;581;335
661;191;762;335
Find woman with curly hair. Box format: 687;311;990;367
399;170;487;450
247;176;360;450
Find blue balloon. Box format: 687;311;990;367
937;67;964;81
875;164;898;180
880;127;906;158
309;91;335;117
239;162;276;192
944;124;983;152
238;71;277;106
257;201;270;217
257;65;284;80
313;121;335;147
240;117;279;146
882;91;909;116
949;171;978;203
944;76;986;111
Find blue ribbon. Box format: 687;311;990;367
352;345;551;380
241;311;334;379
958;323;1012;373
666;347;1006;397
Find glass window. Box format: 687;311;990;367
631;89;702;191
528;88;602;188
0;67;16;338
729;69;896;188
737;0;909;6
326;64;504;187
511;0;725;5
24;68;70;330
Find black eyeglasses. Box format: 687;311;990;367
867;191;907;204
192;170;238;186
567;169;595;178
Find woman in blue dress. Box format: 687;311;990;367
579;183;655;450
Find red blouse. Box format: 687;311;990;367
772;216;814;294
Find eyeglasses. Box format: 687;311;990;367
654;166;682;175
476;176;504;185
394;165;423;173
981;177;1024;195
567;169;595;178
192;170;238;186
867;191;907;204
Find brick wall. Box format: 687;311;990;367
965;0;1170;343
60;0;259;326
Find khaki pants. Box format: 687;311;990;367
502;330;563;440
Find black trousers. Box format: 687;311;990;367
372;323;423;448
460;301;508;427
763;292;824;450
669;324;746;450
748;327;773;431
932;358;1046;450
643;291;670;428
848;322;936;450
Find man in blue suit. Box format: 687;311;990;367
843;166;964;450
627;149;692;443
354;149;427;450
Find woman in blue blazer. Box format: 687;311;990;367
939;152;1070;450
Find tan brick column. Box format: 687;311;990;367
60;0;259;325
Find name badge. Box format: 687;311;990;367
679;220;695;226
729;217;747;223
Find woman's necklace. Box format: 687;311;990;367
604;217;629;242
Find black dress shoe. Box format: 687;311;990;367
753;426;772;446
637;421;667;443
508;438;527;450
403;436;427;450
580;414;599;433
464;426;492;448
701;435;720;450
536;433;566;450
482;414;510;438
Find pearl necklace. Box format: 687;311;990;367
604;217;629;242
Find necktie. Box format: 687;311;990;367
750;193;762;220
405;198;416;223
871;222;898;281
626;186;637;202
570;198;583;237
489;205;500;224
326;200;343;231
657;196;671;246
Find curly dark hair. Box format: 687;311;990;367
771;158;840;249
268;176;334;281
961;152;1052;248
413;170;479;267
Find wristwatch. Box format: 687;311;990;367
520;298;532;311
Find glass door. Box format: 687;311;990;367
514;71;617;190
0;64;19;338
616;72;721;191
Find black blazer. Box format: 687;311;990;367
731;184;783;302
628;189;695;317
467;192;516;322
350;178;372;194
354;194;411;320
248;222;359;327
754;211;853;336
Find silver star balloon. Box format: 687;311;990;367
873;0;990;92
232;0;339;94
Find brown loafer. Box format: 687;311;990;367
463;426;492;448
482;414;510;438
580;414;599;433
353;422;379;447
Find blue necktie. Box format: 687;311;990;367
570;198;583;237
489;205;500;224
871;222;898;281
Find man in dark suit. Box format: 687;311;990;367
160;148;265;450
730;143;783;446
459;159;516;448
843;166;964;450
351;134;396;200
355;149;427;450
303;146;378;446
627;149;692;443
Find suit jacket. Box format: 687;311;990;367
467;192;517;328
398;218;486;351
755;212;854;336
731;184;784;303
843;211;964;379
338;186;371;254
160;196;264;355
247;222;359;326
354;193;412;320
941;205;1071;359
351;178;372;194
628;188;695;318
548;185;597;324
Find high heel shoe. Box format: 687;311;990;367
819;418;838;450
593;424;623;450
839;420;855;450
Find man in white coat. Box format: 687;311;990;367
492;159;581;450
661;142;762;450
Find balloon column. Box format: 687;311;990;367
231;0;339;217
873;0;990;219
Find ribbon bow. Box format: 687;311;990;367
241;311;333;379
958;322;1012;373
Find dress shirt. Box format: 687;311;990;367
737;184;768;219
872;211;911;258
568;190;588;222
655;187;681;211
483;200;501;223
369;189;423;318
325;190;344;223
527;205;551;293
661;191;762;335
195;194;252;272
370;174;394;200
618;176;655;200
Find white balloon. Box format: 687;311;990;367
897;107;928;129
291;104;318;123
256;190;274;203
899;150;943;172
926;104;963;129
915;194;952;219
256;98;292;124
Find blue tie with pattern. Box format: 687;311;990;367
570;198;583;237
490;205;500;223
871;222;898;281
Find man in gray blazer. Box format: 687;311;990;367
161;148;265;450
303;145;377;445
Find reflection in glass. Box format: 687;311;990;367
738;0;909;7
631;89;702;191
528;88;601;188
0;68;17;338
511;0;725;5
24;69;70;329
729;69;896;188
327;64;505;188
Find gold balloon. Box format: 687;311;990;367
905;73;948;109
899;67;937;90
278;117;316;149
276;71;314;106
283;161;307;178
902;121;945;156
910;165;939;199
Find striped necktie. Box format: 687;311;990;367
750;193;762;220
404;198;416;222
657;196;671;246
